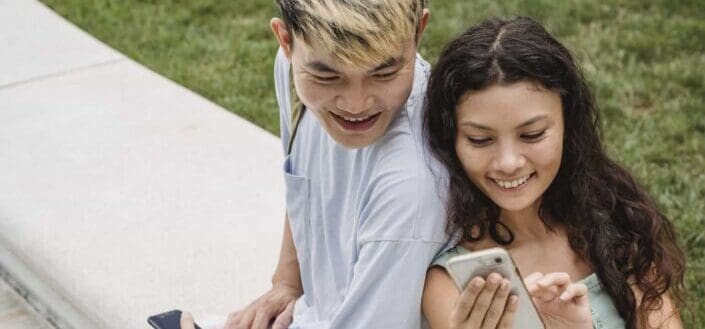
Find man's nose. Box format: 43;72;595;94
336;84;374;114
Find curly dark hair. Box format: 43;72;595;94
423;17;685;328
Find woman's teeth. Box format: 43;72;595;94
340;113;376;122
493;174;531;189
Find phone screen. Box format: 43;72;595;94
147;309;203;329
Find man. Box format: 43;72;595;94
186;1;448;328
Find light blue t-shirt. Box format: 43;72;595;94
274;49;449;329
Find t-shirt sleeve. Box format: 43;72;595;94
327;240;443;329
318;145;448;328
273;48;292;154
356;143;448;244
429;247;462;270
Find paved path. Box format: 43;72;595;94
1;1;284;328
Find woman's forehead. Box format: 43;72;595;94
457;82;563;126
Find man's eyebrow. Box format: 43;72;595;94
306;61;340;74
370;56;404;72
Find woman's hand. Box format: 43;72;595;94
449;272;519;329
524;272;592;329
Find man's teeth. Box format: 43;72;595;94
493;174;531;189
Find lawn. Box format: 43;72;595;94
40;0;705;325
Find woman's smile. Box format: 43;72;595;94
490;172;535;191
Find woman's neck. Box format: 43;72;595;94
499;203;558;245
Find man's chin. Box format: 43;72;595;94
329;131;379;149
334;137;376;149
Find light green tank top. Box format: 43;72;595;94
431;246;625;329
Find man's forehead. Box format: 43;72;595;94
296;39;410;72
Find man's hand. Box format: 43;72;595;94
223;283;301;329
180;312;196;329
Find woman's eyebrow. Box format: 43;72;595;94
516;115;549;129
459;115;550;130
460;121;493;131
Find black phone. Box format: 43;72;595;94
147;309;203;329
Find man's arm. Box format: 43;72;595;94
272;214;302;291
327;240;443;329
315;142;447;329
223;214;303;329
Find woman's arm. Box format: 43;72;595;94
632;284;683;329
422;267;460;329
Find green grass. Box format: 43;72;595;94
40;0;705;325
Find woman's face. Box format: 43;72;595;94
454;81;564;214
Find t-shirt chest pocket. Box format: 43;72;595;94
283;154;311;265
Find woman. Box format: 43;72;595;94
421;17;685;329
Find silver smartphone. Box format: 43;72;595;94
446;247;545;329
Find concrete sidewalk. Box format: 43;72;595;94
1;1;285;328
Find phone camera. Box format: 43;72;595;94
494;257;502;264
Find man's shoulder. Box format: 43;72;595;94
407;53;431;112
415;53;431;76
273;48;292;118
357;139;448;244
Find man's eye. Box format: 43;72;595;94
521;130;546;141
467;137;492;146
373;71;397;79
313;75;339;82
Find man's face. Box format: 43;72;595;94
289;39;418;148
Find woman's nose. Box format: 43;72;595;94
493;141;526;175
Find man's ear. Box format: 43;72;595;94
415;8;430;44
271;17;293;60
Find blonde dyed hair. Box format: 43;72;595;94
276;0;428;66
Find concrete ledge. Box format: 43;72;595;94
0;244;93;329
0;274;53;329
0;1;284;328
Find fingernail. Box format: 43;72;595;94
489;274;499;284
474;278;485;287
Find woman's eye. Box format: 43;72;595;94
521;130;546;141
467;136;492;146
